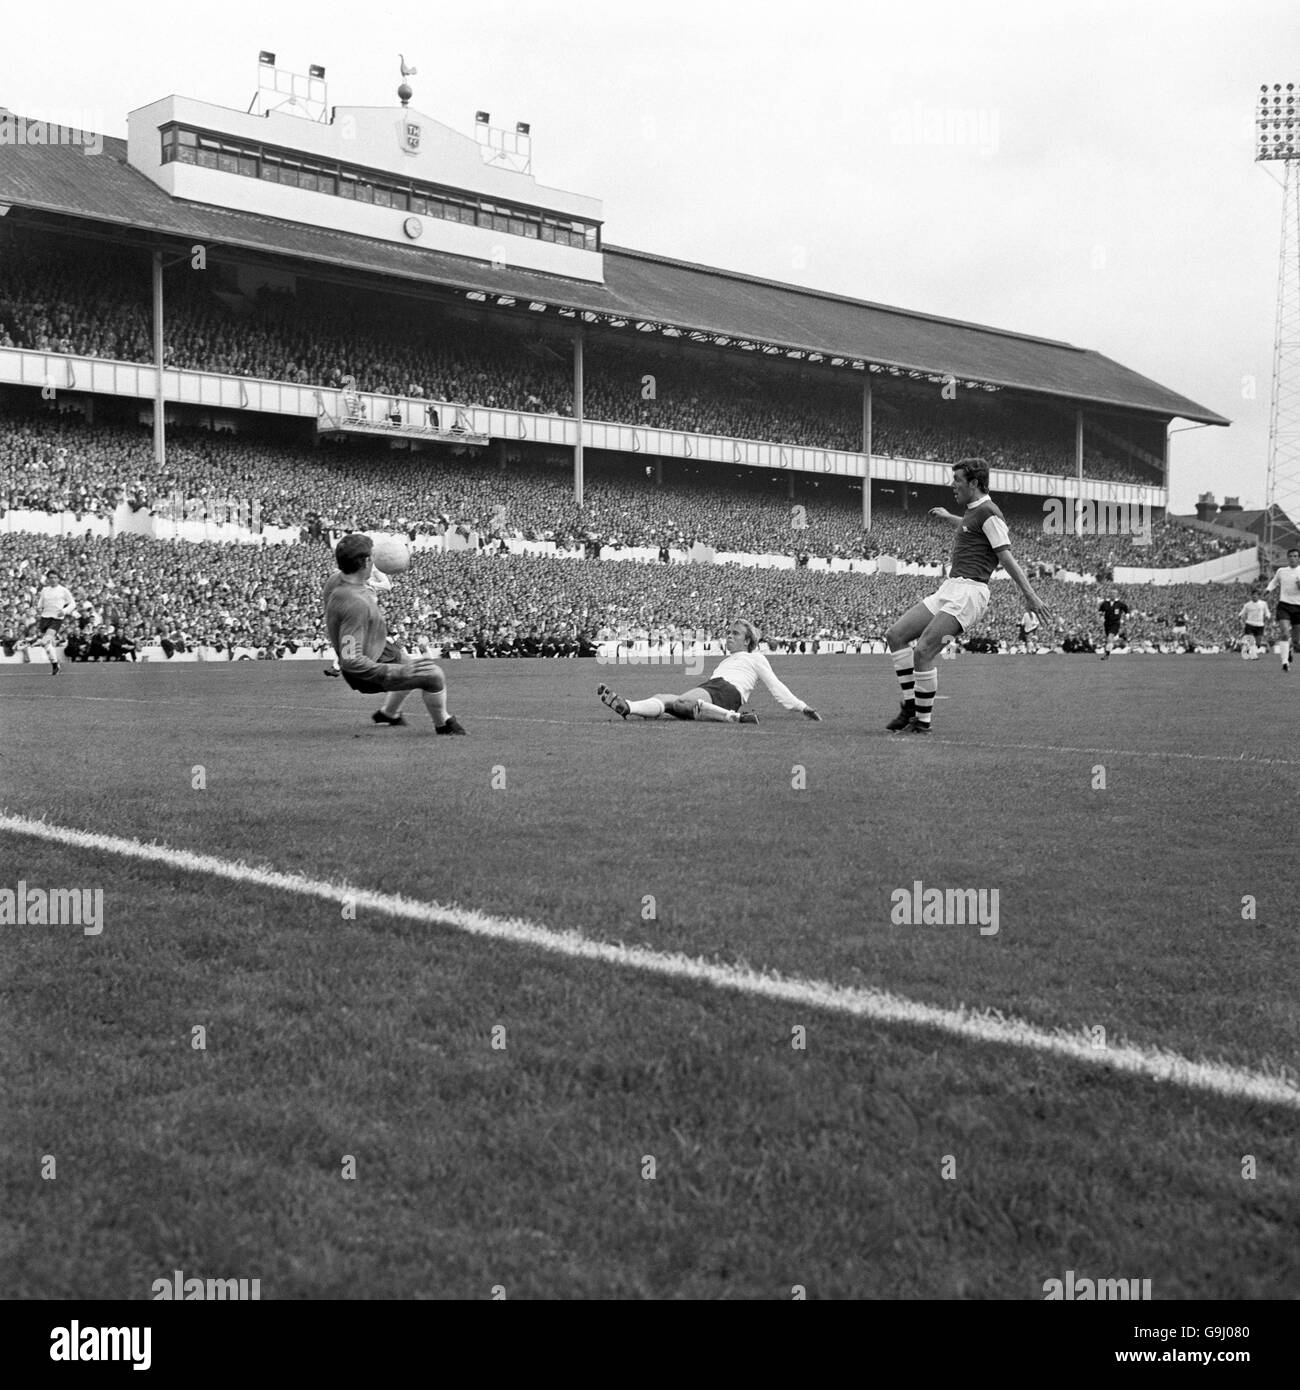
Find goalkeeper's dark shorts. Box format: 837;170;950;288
342;642;404;695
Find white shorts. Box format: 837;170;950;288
922;577;990;633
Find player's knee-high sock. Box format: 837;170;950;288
381;690;410;716
693;701;737;723
891;648;916;704
627;697;666;718
1282;638;1292;665
421;686;449;727
913;669;937;727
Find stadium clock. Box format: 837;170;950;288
403;216;423;240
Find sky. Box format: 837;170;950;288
3;0;1293;511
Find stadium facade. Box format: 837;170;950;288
0;63;1229;520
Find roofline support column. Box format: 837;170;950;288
1076;408;1084;493
862;379;872;530
152;250;165;466
573;326;584;507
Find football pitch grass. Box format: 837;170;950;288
1;653;1297;1300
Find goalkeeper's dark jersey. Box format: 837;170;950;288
323;573;389;680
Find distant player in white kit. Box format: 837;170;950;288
1265;547;1300;672
597;619;821;725
1239;590;1269;660
36;570;76;675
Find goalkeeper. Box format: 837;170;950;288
324;533;466;734
598;619;822;725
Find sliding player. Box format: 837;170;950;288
883;459;1052;734
324;533;466;733
1265;547;1300;673
36;569;76;675
597;620;821;725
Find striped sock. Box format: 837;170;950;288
913;668;937;726
891;648;916;704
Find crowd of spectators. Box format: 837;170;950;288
0;230;1165;483
0;412;1248;572
0;530;1271;665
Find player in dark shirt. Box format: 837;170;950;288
883;459;1052;733
1097;593;1130;660
324;534;467;733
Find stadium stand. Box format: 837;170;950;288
0;229;1164;482
0;411;1248;569
0;523;1264;665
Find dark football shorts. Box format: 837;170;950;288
1244;624;1265;639
39;617;64;634
342;642;404;695
1103;624;1122;636
1276;602;1300;624
697;676;743;712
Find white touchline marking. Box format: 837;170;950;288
2;810;1297;1111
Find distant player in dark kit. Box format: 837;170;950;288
1265;547;1300;672
323;533;466;733
1097;590;1130;660
883;459;1052;734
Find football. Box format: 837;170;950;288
370;535;411;575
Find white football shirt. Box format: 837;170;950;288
1240;599;1269;626
1266;565;1300;605
38;584;75;618
710;651;808;712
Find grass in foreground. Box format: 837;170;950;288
1;655;1297;1297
